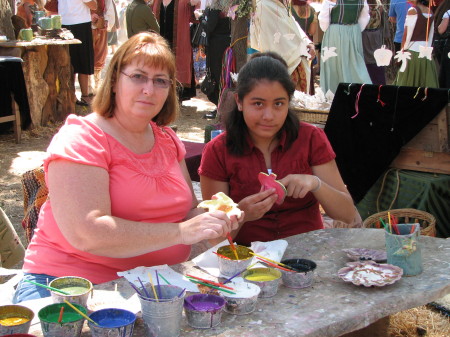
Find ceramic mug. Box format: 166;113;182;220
38;17;53;30
51;15;62;29
19;28;33;41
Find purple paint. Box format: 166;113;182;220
184;294;225;313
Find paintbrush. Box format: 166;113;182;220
188;279;236;294
158;272;171;285
128;282;143;297
63;300;99;325
186;274;234;290
249;252;296;271
23;279;70;295
147;273;159;302
226;233;239;260
222;262;258;284
212;251;231;260
57;306;64;324
137;277;150;298
155;270;162;299
256;257;295;272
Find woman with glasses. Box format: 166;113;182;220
13;32;239;303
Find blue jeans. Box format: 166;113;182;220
13;273;57;303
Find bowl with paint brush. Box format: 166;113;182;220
48;276;93;306
0;305;34;336
241;267;282;298
280;258;317;289
38;302;86;337
216;245;254;277
184;294;226;329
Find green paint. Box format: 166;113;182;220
43;312;82;323
58;286;89;295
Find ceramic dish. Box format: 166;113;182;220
338;261;403;287
342;248;387;262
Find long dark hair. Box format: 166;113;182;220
225;54;300;156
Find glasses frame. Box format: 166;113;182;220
120;71;173;89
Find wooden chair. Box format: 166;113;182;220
0;93;22;143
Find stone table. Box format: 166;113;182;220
26;228;450;337
0;38;81;127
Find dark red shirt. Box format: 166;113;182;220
198;122;336;246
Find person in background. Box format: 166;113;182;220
249;0;316;94
107;0;119;54
389;0;412;53
117;0;128;44
91;0;116;94
394;0;438;87
362;0;387;85
199;53;355;246
318;0;372;94
433;0;450;87
13;32;239;303
59;0;97;107
202;2;231;119
16;0;43;28
292;0;318;94
126;0;159;38
152;0;199;101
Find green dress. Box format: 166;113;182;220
320;0;372;93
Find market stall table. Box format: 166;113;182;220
24;228;450;337
0;38;81;126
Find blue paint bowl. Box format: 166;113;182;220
88;308;136;337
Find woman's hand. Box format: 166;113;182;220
238;188;278;223
278;174;319;199
178;211;239;245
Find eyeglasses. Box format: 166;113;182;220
120;71;173;89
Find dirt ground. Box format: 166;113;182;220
0;90;449;336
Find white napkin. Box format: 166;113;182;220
192;239;289;277
117;265;198;293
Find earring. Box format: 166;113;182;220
238;105;242;111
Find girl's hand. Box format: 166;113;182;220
179;211;239;245
238;188;278;223
278;174;320;199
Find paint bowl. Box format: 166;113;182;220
222;280;260;315
184;294;226;329
48;276;93;307
242;267;282;298
0;305;34;336
217;245;254;277
138;284;185;337
38;302;86;337
88;308;136;337
280;258;317;289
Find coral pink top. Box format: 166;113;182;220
23;115;192;284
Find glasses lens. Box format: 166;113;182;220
153;78;171;88
130;74;148;85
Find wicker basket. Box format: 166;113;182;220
293;108;329;125
362;208;436;237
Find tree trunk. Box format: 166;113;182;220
0;0;16;39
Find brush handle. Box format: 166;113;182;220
23;279;70;295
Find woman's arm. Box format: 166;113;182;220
358;0;370;31
48;160;236;258
438;18;448;35
318;0;336;32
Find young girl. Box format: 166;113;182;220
198;53;355;246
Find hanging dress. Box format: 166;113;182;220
394;6;438;88
319;0;372;94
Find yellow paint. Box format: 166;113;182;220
0;316;30;326
244;273;278;282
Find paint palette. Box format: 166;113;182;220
338;261;403;287
342;248;387;263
